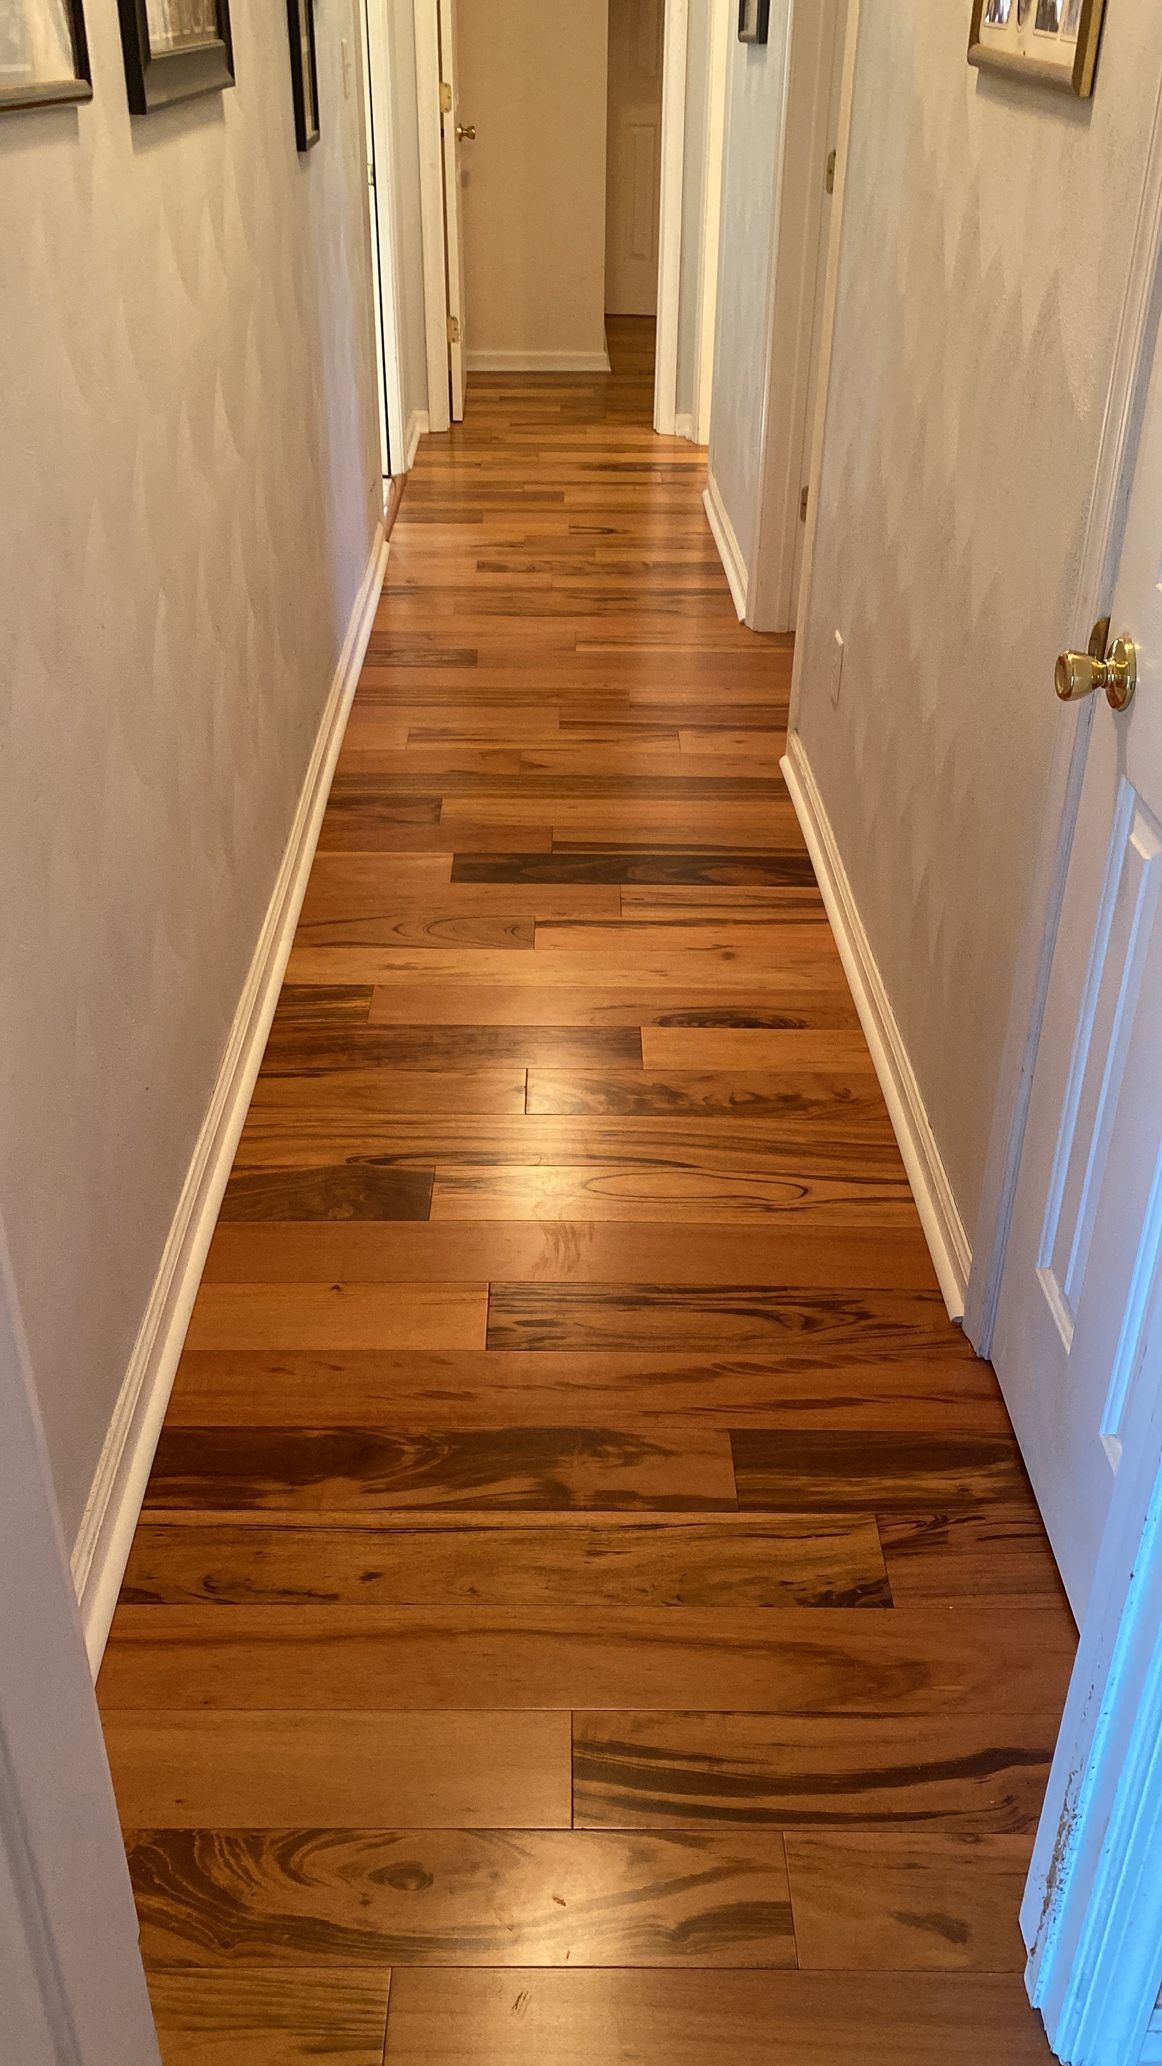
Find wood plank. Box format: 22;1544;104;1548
218;1165;434;1223
452;851;819;886
182;1284;488;1353
878;1510;1072;1604
166;1349;1013;1432
244;1070;528;1119
524;1070;893;1123
287;946;841;989
379;1968;1055;2065
429;1164;914;1225
485;1287;962;1356
641;1027;875;1069
120;1512;891;1609
104;1709;570;1829
572;1710;1060;1834
258;1024;645;1074
784;1832;1032;1972
97;1605;1076;1714
127;1828;796;1969
731;1430;1034;1513
142;1426;738;1513
146;1968;390;2065
366;984;857;1027
531;922;839;961
200;1221;940;1293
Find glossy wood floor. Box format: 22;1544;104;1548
99;320;1073;2064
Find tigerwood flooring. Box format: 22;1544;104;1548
100;320;1071;2063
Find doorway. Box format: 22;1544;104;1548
605;0;664;321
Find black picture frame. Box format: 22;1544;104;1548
117;0;234;114
286;0;319;151
0;0;92;113
738;0;771;43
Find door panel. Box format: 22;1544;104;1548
994;315;1162;1620
438;0;466;420
606;0;664;317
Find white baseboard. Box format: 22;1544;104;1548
703;472;748;621
782;731;972;1322
464;349;612;374
1141;2018;1162;2064
70;528;389;1675
404;408;429;473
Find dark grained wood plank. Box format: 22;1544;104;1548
572;1710;1059;1834
524;1070;894;1123
730;1430;1035;1513
97;1605;1076;1714
640;1026;875;1069
379;1968;1054;2065
879;1511;1072;1605
258;1024;645;1075
146;1968;390;2066
127;1827;796;1969
219;1165;434;1224
141;1427;738;1513
365;985;858;1028
451;851;819;886
200;1221;941;1293
784;1832;1032;1972
165;1349;1014;1432
120;1513;890;1609
485;1286;970;1357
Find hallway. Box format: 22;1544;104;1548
98;320;1074;2062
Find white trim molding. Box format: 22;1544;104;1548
464;349;612;374
695;0;731;447
70;530;389;1674
413;0;450;435
782;731;972;1320
653;0;689;438
404;407;429;473
703;471;748;620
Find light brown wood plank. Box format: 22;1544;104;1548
104;1709;570;1829
128;1827;795;1969
879;1510;1072;1604
244;1070;527;1118
182;1285;488;1353
120;1512;890;1609
484;1286;963;1356
784;1832;1032;1972
641;1026;876;1069
288;945;839;988
379;1968;1054;2065
524;1069;893;1123
146;1967;390;2065
366;983;858;1027
572;1710;1060;1834
97;1605;1076;1714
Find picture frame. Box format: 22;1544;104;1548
738;0;770;46
116;0;234;114
286;0;319;152
0;0;91;114
968;0;1108;99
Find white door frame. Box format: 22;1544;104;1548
655;0;731;444
0;1221;161;2066
362;0;408;484
1022;1258;1162;2065
746;0;845;633
963;67;1162;1356
413;0;451;435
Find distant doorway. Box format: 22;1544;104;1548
606;0;664;320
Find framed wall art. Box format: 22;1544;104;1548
117;0;234;113
968;0;1108;99
0;0;91;113
286;0;319;151
738;0;770;45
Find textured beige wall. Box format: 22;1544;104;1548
793;1;1161;1243
0;0;381;1540
457;0;610;364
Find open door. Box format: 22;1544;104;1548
437;0;467;422
992;303;1162;1623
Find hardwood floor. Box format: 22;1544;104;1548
99;320;1071;2063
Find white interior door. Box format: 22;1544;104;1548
606;0;664;317
993;319;1162;1622
437;0;467;421
362;0;406;480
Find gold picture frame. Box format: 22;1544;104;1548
968;0;1108;99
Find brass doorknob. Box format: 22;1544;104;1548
456;123;476;141
1055;635;1137;712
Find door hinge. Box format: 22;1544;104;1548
825;148;837;195
440;80;452;114
800;484;810;523
447;314;461;345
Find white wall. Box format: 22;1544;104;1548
791;0;1162;1242
457;0;610;369
706;4;789;567
385;0;430;446
0;0;381;1542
